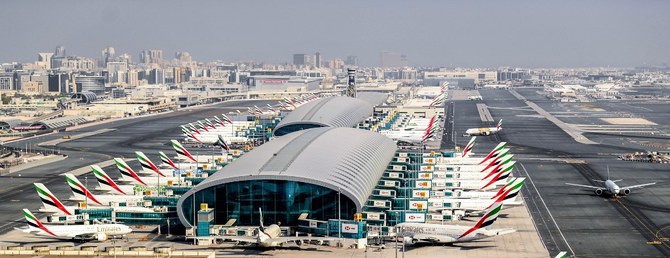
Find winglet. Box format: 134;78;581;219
159;151;178;170
22;209;55;236
459;201;503;239
64;173;102;205
136;151;165;177
171;140;197;163
496;119;503;130
33;183;72;215
114;158;146;186
92;165;127;195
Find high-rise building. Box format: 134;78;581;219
315;52;322;68
54;45;66;57
346;56;359;66
380;52;408;68
140;49;163;64
118;53;132;64
101;46;115;67
48;72;69;93
293;54;307;66
0;73;13;90
148;68;164;84
74;76;105;93
37;53;53;69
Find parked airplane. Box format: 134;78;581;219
114;158;182;187
221;208;333;247
464;119;502;136
64;174;146;207
92;165;135;195
34;183;150;216
397;202;515;245
565;168;656;197
17;209;132;241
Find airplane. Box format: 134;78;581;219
468;95;483;101
136;151;168;177
64;174;147;207
114;158;183;187
464;119;502;136
17;209;132;241
184;133;249;145
461;137;477;157
219;208;334;247
565;167;656;197
92;165;135;195
397;202;515;245
34;183;150;216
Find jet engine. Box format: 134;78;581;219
622;188;631;195
295;240;303;246
96;233;108;241
594;189;604;196
403;237;417;245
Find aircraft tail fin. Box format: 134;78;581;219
22;209;55;236
462;136;476;157
459;201;503;239
496;119;503;130
136;151;165;177
92;165;127;195
171;140;197;163
216;135;230;152
33;183;72;215
159;151;178;170
64;173;102;205
479;143;507;164
114;158;146;186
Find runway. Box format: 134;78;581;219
0;99;274;234
448;89;670;257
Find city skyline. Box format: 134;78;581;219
1;0;669;68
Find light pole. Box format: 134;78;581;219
337;188;341;239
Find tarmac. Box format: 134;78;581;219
447;88;670;257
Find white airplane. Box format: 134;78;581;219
17;209;132;241
397;202;515;245
33;183;150;216
92;165;135;195
565;168;656;197
220;208;334;247
114;158;183;187
184;134;250;145
468;95;483;101
64;174;146;207
464;119;502;136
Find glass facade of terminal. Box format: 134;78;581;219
273;124;323;136
182;180;356;227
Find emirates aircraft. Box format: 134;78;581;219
464;119;502;136
397;202;515;245
17;209;132;241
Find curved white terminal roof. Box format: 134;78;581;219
177;127;397;227
273;96;373;136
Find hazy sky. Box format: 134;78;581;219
2;0;669;68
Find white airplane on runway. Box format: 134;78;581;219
17;209;132;241
397;202;515;245
220;208;334;247
464;119;502;136
565;168;656;197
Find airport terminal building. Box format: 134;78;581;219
176;127;397;228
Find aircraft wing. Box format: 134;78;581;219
623;182;656;189
411;234;455;243
221;236;258;244
565;183;601;189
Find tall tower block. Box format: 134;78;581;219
347;68;356;98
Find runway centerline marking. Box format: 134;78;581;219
519;162;575;255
